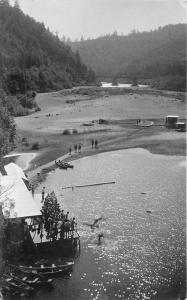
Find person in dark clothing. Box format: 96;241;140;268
65;211;69;221
74;144;78;153
41;187;45;202
78;144;81;153
60;222;65;239
91;140;94;148
69;146;72;155
65;221;71;238
98;233;104;245
40;231;43;242
60;209;65;220
71;217;76;233
31;185;35;197
95;140;98;148
52;223;58;240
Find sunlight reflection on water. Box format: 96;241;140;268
36;148;186;300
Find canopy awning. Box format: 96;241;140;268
0;175;41;219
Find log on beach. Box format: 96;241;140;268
62;181;115;190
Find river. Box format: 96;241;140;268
34;148;186;300
101;82;148;88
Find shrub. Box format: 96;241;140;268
24;141;29;146
72;129;78;134
150;76;186;92
27;90;37;98
31;142;39;150
22;137;29;146
62;129;71;135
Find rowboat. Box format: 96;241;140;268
2;274;35;294
8;267;53;288
55;160;74;169
55;160;68;169
83;122;94;126
11;261;74;277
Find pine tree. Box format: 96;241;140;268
0;0;9;6
14;0;20;9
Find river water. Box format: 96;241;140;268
35;148;186;300
101;82;148;88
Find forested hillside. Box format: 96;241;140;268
0;0;96;163
70;24;186;91
0;90;16;164
0;0;96;95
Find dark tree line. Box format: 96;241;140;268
0;1;96;95
0;90;16;165
70;24;186;91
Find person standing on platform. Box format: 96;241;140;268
69;146;72;155
31;185;35;198
65;211;69;221
95;140;98;149
74;144;77;153
41;187;45;202
78;144;81;153
91;139;94;148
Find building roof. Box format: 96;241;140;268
165;115;179;118
4;163;28;180
176;122;185;125
0;164;41;219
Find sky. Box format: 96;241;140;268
9;0;186;40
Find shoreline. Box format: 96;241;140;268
11;86;186;185
24;124;186;175
26;134;186;189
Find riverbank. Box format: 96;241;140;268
12;86;185;181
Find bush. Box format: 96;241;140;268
62;129;71;135
27;90;37;98
72;129;78;134
5;95;29;116
31;142;39;150
24;141;29;146
22;137;29;146
150;76;186;92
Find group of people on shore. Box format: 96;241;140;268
69;143;82;155
136;119;142;126
68;139;99;155
91;139;98;149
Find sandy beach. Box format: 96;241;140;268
13;86;186;180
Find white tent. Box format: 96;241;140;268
0;174;41;219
